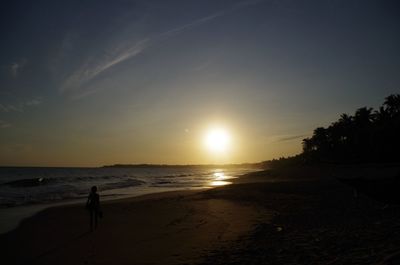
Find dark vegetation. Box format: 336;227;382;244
303;94;400;163
263;94;400;168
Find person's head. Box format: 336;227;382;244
91;186;97;193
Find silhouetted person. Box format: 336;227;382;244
86;186;101;231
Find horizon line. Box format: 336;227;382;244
0;161;265;169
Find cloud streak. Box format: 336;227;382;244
274;134;308;142
158;12;225;39
59;38;150;94
10;59;27;78
0;98;43;113
0;120;11;129
160;0;265;38
60;0;265;98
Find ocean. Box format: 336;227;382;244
0;165;256;234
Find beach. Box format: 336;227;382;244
3;1;400;264
1;165;400;265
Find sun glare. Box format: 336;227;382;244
204;127;231;153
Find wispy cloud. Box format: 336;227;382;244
160;0;265;39
59;38;150;94
0;104;20;112
10;59;27;78
0;97;43;113
0;120;11;129
60;0;265;98
274;134;308;142
158;12;225;39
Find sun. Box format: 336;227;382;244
204;127;231;153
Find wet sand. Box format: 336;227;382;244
1;165;400;265
0;189;268;265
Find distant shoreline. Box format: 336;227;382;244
0;163;262;169
102;163;261;168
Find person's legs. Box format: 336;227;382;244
94;210;98;229
90;210;94;231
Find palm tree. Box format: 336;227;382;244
336;113;354;143
338;113;353;124
300;94;400;163
373;106;390;124
352;107;373;160
383;94;400;117
312;127;331;160
302;138;315;153
354;107;373;127
382;94;400;161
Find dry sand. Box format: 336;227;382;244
0;189;269;265
1;165;400;265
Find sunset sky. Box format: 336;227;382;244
1;0;399;167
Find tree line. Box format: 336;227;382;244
302;94;400;163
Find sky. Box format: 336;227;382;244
0;0;400;167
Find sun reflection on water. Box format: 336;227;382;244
209;170;237;187
210;180;231;186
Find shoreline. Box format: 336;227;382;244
1;165;400;264
1;183;268;265
0;167;258;234
0;186;211;235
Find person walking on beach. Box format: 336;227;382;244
86;186;101;231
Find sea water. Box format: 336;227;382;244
0;166;256;234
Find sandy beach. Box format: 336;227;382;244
1;166;400;265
